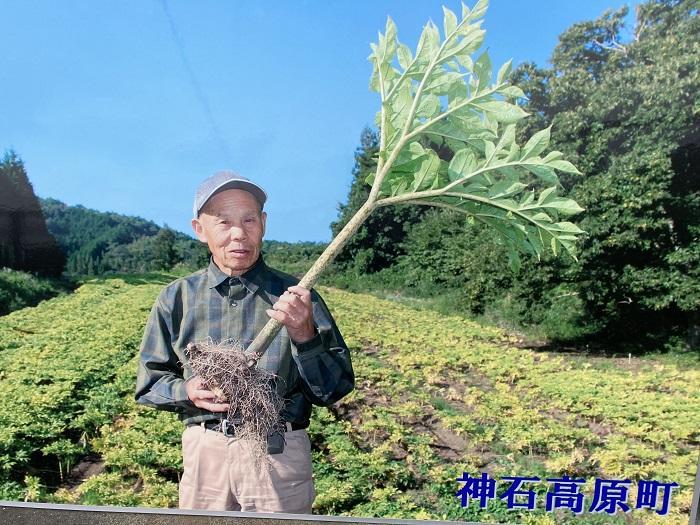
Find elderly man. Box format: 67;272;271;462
134;170;354;513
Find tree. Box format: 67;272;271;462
152;226;178;271
397;208;512;313
511;0;699;347
0;152;65;277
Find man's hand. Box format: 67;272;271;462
185;376;230;413
266;285;316;344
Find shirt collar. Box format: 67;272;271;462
206;254;266;295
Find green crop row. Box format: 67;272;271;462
2;276;695;524
327;288;698;524
52;353;182;507
0;274;172;499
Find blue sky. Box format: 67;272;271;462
1;1;639;242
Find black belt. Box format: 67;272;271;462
200;419;308;438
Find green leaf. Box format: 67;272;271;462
550;236;559;256
506;142;521;162
448;149;478;181
500;85;526;99
496;59;512;84
507;249;522;273
496;124;516;151
461;1;471;21
547;159;582;174
532;212;553;222
416;94;440;119
448;27;485;62
541;198;585;216
390;178;409;197
377;17;397;64
475;100;529;124
397;43;413;71
408;141;425;158
369;60;380;92
484;141;495;161
522;126;551;159
446;79;467;108
525;227;545;259
542;150;563;163
387;142;426;178
474;51;492;91
520;190;535;206
455;51;474;72
538;186;557;205
466;0;489;22
550;221;585;233
386;16;397;52
526;163;559;185
463;182;489;195
415;21;440;66
489;180;527;199
424;71;465;95
412;149;441;191
442;6;458;37
382;116;400;149
389;83;413;127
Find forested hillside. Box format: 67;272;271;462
38;197;326;278
0;163;324;316
39;197;209;275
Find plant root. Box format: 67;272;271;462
185;338;285;469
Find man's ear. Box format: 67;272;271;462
191;218;207;243
261;211;267;237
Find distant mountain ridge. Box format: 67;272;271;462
38;197;327;277
39;197;209;275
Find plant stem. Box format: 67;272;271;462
246;200;377;358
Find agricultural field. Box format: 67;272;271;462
0;273;697;524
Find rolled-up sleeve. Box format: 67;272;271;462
134;295;193;411
291;292;354;407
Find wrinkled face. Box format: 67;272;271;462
191;188;267;276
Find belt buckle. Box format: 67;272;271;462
220;419;236;438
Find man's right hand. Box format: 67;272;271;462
185;376;230;413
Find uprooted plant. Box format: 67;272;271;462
190;0;586;456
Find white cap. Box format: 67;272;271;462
193;170;267;219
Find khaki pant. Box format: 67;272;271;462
178;424;315;513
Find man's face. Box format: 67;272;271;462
191;188;267;276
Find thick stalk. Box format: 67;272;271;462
245;200;377;360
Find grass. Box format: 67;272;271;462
0;267;77;316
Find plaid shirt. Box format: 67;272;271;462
134;255;354;427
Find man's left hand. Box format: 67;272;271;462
266;285;316;344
